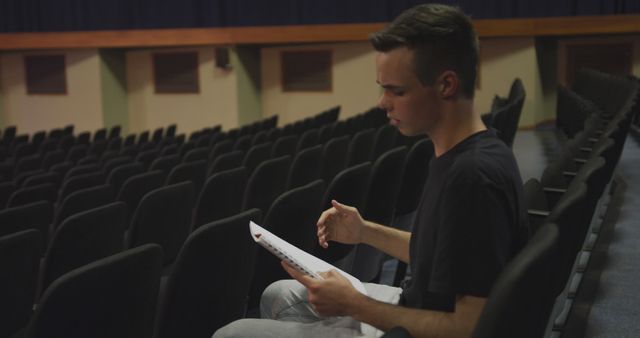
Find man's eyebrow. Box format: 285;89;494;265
377;82;405;90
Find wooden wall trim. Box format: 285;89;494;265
0;15;639;50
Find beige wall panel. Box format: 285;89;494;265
0;49;103;134
126;47;239;136
261;42;380;126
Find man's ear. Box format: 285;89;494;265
438;71;459;99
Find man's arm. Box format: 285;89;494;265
282;262;485;338
317;200;411;263
350;292;485;338
361;220;411;264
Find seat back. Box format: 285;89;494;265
0;229;42;338
242;155;291;214
286;145;322;189
209;150;244;176
166;160;207;197
8;183;57;208
352;146;408;282
156;209;261;338
271;135;298;158
315;162;372;264
54;184;116;232
395;138;434;216
320;135;350;184
129;182;195;265
194;167;248;230
243;142;273;176
117;170;166;225
29;244;162;338
347;128;375;166
472;223;559;338
41;202;127;295
0;201;53;247
249;180;325;308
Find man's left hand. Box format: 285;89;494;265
281;261;366;317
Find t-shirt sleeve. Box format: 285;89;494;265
427;169;514;300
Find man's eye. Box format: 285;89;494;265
394;91;405;96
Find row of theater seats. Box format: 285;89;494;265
482;77;526;148
0;104;434;337
383;69;639;337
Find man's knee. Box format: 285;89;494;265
213;319;256;338
260;279;307;319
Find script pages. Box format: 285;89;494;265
249;221;368;295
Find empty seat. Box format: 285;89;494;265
40;202;127;296
155;209;261;338
26;244;163;338
472;223;559;338
394;138;434;217
347;128;375;166
296;128;320;152
209;139;234;163
0;229;42;338
372;124;399;160
248;180;325;308
242;155;291;215
209;150;244;176
194;167;248;230
107;162;145;193
242;142;273;175
271;135;298;158
64;163;101;181
351;146;408;282
286;145;322;189
7;183;57;208
166;160;207;197
233;135;253;154
315;162;372;265
22;172;61;190
58;172;105;203
183;147;209;163
129;182;195;266
117;170;166;225
53;184;116;232
149;155;180;178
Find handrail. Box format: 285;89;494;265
0;15;639;50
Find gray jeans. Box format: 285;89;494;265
213;279;402;338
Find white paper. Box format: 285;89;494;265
249;221;367;295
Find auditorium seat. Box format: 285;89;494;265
314;162;372;268
0;229;42;338
472;223;559;338
351;146;408;282
128;182;195;266
209;150;244;176
39;202;127;297
248;180;324;308
194;167;248;230
26;244;162;338
7;183;57;208
154;209;261;338
346;128;375;166
53;184;116;232
286;144;322;190
242;155;291;215
320;135;350;184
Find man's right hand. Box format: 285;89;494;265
317;200;365;248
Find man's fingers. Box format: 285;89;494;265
316;208;337;227
331;200;353;215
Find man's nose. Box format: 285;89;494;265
377;93;389;111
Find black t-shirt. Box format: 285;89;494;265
401;130;529;312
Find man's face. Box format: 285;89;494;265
375;47;441;136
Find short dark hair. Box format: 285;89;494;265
370;4;479;99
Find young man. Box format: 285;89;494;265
214;4;528;338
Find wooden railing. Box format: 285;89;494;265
0;15;639;50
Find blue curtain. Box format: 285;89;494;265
1;0;639;33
